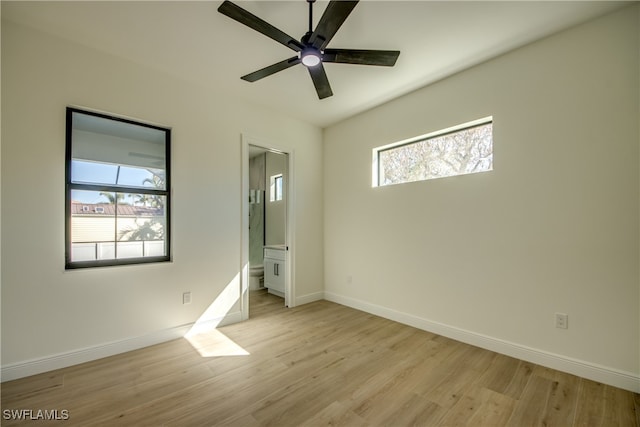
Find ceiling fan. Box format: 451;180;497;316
217;0;400;99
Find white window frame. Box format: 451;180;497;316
372;116;493;187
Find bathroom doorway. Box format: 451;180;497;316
241;135;294;320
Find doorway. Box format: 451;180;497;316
241;135;294;320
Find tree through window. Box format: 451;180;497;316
65;108;171;268
374;118;493;187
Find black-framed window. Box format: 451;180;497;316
65;108;171;269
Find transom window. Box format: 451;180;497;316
373;117;493;187
65;108;171;269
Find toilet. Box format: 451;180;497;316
249;264;264;290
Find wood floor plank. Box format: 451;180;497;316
0;371;65;404
247;354;355;425
380;392;445;426
345;351;434;420
474;353;523;396
437;385;516;427
67;363;217;424
416;343;492;407
464;387;517;427
505;374;557;426
299;400;369;427
501;360;536;401
574;379;640;427
2;290;638;426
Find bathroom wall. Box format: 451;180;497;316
249;153;265;267
265;151;286;246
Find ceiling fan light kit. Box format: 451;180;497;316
217;0;400;99
301;48;322;67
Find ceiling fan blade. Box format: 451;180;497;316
218;1;304;52
309;1;359;50
323;49;400;66
241;57;301;82
308;63;333;99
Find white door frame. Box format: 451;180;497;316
241;134;295;320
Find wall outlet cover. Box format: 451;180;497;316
555;312;568;329
183;292;192;305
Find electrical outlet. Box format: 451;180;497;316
555;312;568;329
346;275;353;284
183;291;192;305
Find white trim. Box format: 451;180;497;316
184;311;243;336
295;291;324;306
324;291;640;393
241;137;251;321
5;291;637;394
285;149;296;308
241;134;295;310
1;311;242;382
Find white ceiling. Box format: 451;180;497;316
2;1;631;128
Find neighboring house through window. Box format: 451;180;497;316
65;108;171;268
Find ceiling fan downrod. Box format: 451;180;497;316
307;0;315;35
300;0;322;68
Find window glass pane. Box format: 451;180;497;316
71;111;166;189
71;160;119;185
377;121;493;186
276;176;283;200
118;167;165;189
117;194;166;249
70;190;117;262
69;190;167;262
116;193;166;259
270;174;283;202
71;160;165;190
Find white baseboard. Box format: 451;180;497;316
295;291;324;306
324;291;640;393
267;288;284;298
1;311;242;383
5;293;638;394
186;311;243;336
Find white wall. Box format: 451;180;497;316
0;19;323;377
324;5;639;391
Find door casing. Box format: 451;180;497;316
241;134;295;319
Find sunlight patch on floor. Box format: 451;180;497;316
184;329;250;357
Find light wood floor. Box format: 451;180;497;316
2;289;639;426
